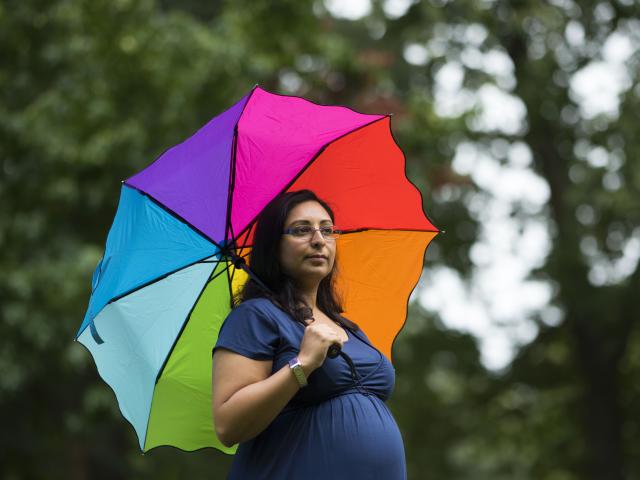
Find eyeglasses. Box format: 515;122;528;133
282;225;342;240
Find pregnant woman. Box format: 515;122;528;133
212;189;406;479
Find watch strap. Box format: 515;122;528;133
288;357;308;387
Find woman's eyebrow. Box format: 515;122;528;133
289;219;333;225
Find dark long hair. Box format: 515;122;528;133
237;189;358;332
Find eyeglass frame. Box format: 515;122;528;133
282;225;342;240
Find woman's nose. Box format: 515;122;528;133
310;229;326;245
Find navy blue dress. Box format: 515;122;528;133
213;298;407;480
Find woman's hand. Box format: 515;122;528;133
297;322;345;374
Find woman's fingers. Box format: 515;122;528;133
310;324;343;346
298;323;345;370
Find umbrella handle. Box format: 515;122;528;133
327;343;341;359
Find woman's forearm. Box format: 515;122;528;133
216;362;314;446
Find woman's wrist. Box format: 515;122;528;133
296;355;317;377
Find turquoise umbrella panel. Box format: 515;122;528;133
78;257;219;449
79;185;221;337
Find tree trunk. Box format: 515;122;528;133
502;19;631;479
571;317;626;480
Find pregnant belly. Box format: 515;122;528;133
230;392;407;480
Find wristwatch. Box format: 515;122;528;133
288;357;308;388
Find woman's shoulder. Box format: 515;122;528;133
229;297;289;326
216;298;285;359
233;297;279;315
233;296;270;309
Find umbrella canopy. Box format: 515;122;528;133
76;86;439;453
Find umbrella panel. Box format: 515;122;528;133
79;185;220;337
126;91;250;241
145;260;236;453
286;117;436;232
78;256;217;450
230;87;384;238
335;230;436;360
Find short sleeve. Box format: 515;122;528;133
213;300;281;360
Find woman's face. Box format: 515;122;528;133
279;200;337;286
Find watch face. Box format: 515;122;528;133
289;358;307;387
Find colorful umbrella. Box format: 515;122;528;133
76;86;439;453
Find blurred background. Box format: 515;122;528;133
2;0;639;478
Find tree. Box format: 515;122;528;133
384;0;640;477
2;0;638;478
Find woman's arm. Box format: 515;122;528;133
212;349;315;447
211;322;344;447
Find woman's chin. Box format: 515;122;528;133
307;267;330;277
298;266;331;281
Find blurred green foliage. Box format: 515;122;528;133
1;0;638;479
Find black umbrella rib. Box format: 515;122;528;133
120;93;249;189
109;249;239;309
224;86;257;248
123;183;224;250
225;256;235;310
153;260;233;387
232;113;442;240
151;261;231;380
207;261;233;285
384;118;441;233
222;239;251;300
224;128;239;247
214;227;440;252
337;227;440;236
105;254;225;307
232;115;390;241
228;221;256;255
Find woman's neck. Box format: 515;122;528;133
295;281;319;310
